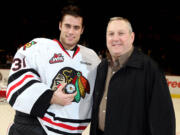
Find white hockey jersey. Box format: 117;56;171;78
6;38;101;135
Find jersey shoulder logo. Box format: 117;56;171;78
49;53;64;64
51;67;90;103
23;41;37;50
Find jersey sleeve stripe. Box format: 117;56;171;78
6;75;34;98
41;117;87;130
9;80;40;106
8;69;40;85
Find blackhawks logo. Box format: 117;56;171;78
51;67;90;103
23;41;37;50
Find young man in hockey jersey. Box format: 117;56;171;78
7;5;100;135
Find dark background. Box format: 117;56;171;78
1;0;180;75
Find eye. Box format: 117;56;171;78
74;26;80;30
64;24;71;29
107;32;114;36
55;79;61;85
118;32;124;35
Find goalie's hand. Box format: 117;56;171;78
50;83;77;106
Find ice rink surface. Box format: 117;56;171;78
0;98;180;135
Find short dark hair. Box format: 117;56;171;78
60;5;84;26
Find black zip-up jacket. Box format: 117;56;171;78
90;47;175;135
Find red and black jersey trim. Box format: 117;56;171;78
41;111;90;134
9;80;40;106
6;69;40;99
7;68;54;117
46;126;82;135
8;69;40;85
53;39;80;58
46;111;91;123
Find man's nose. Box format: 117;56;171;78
113;34;120;41
68;27;75;34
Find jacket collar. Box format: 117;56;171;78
125;47;144;69
102;47;144;70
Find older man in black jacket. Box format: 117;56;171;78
90;17;175;135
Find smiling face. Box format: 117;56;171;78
106;19;134;60
59;15;84;50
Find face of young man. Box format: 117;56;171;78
59;15;84;50
106;20;134;60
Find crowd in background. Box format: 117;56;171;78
0;52;13;69
0;43;179;76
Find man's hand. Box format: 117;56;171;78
50;83;77;106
